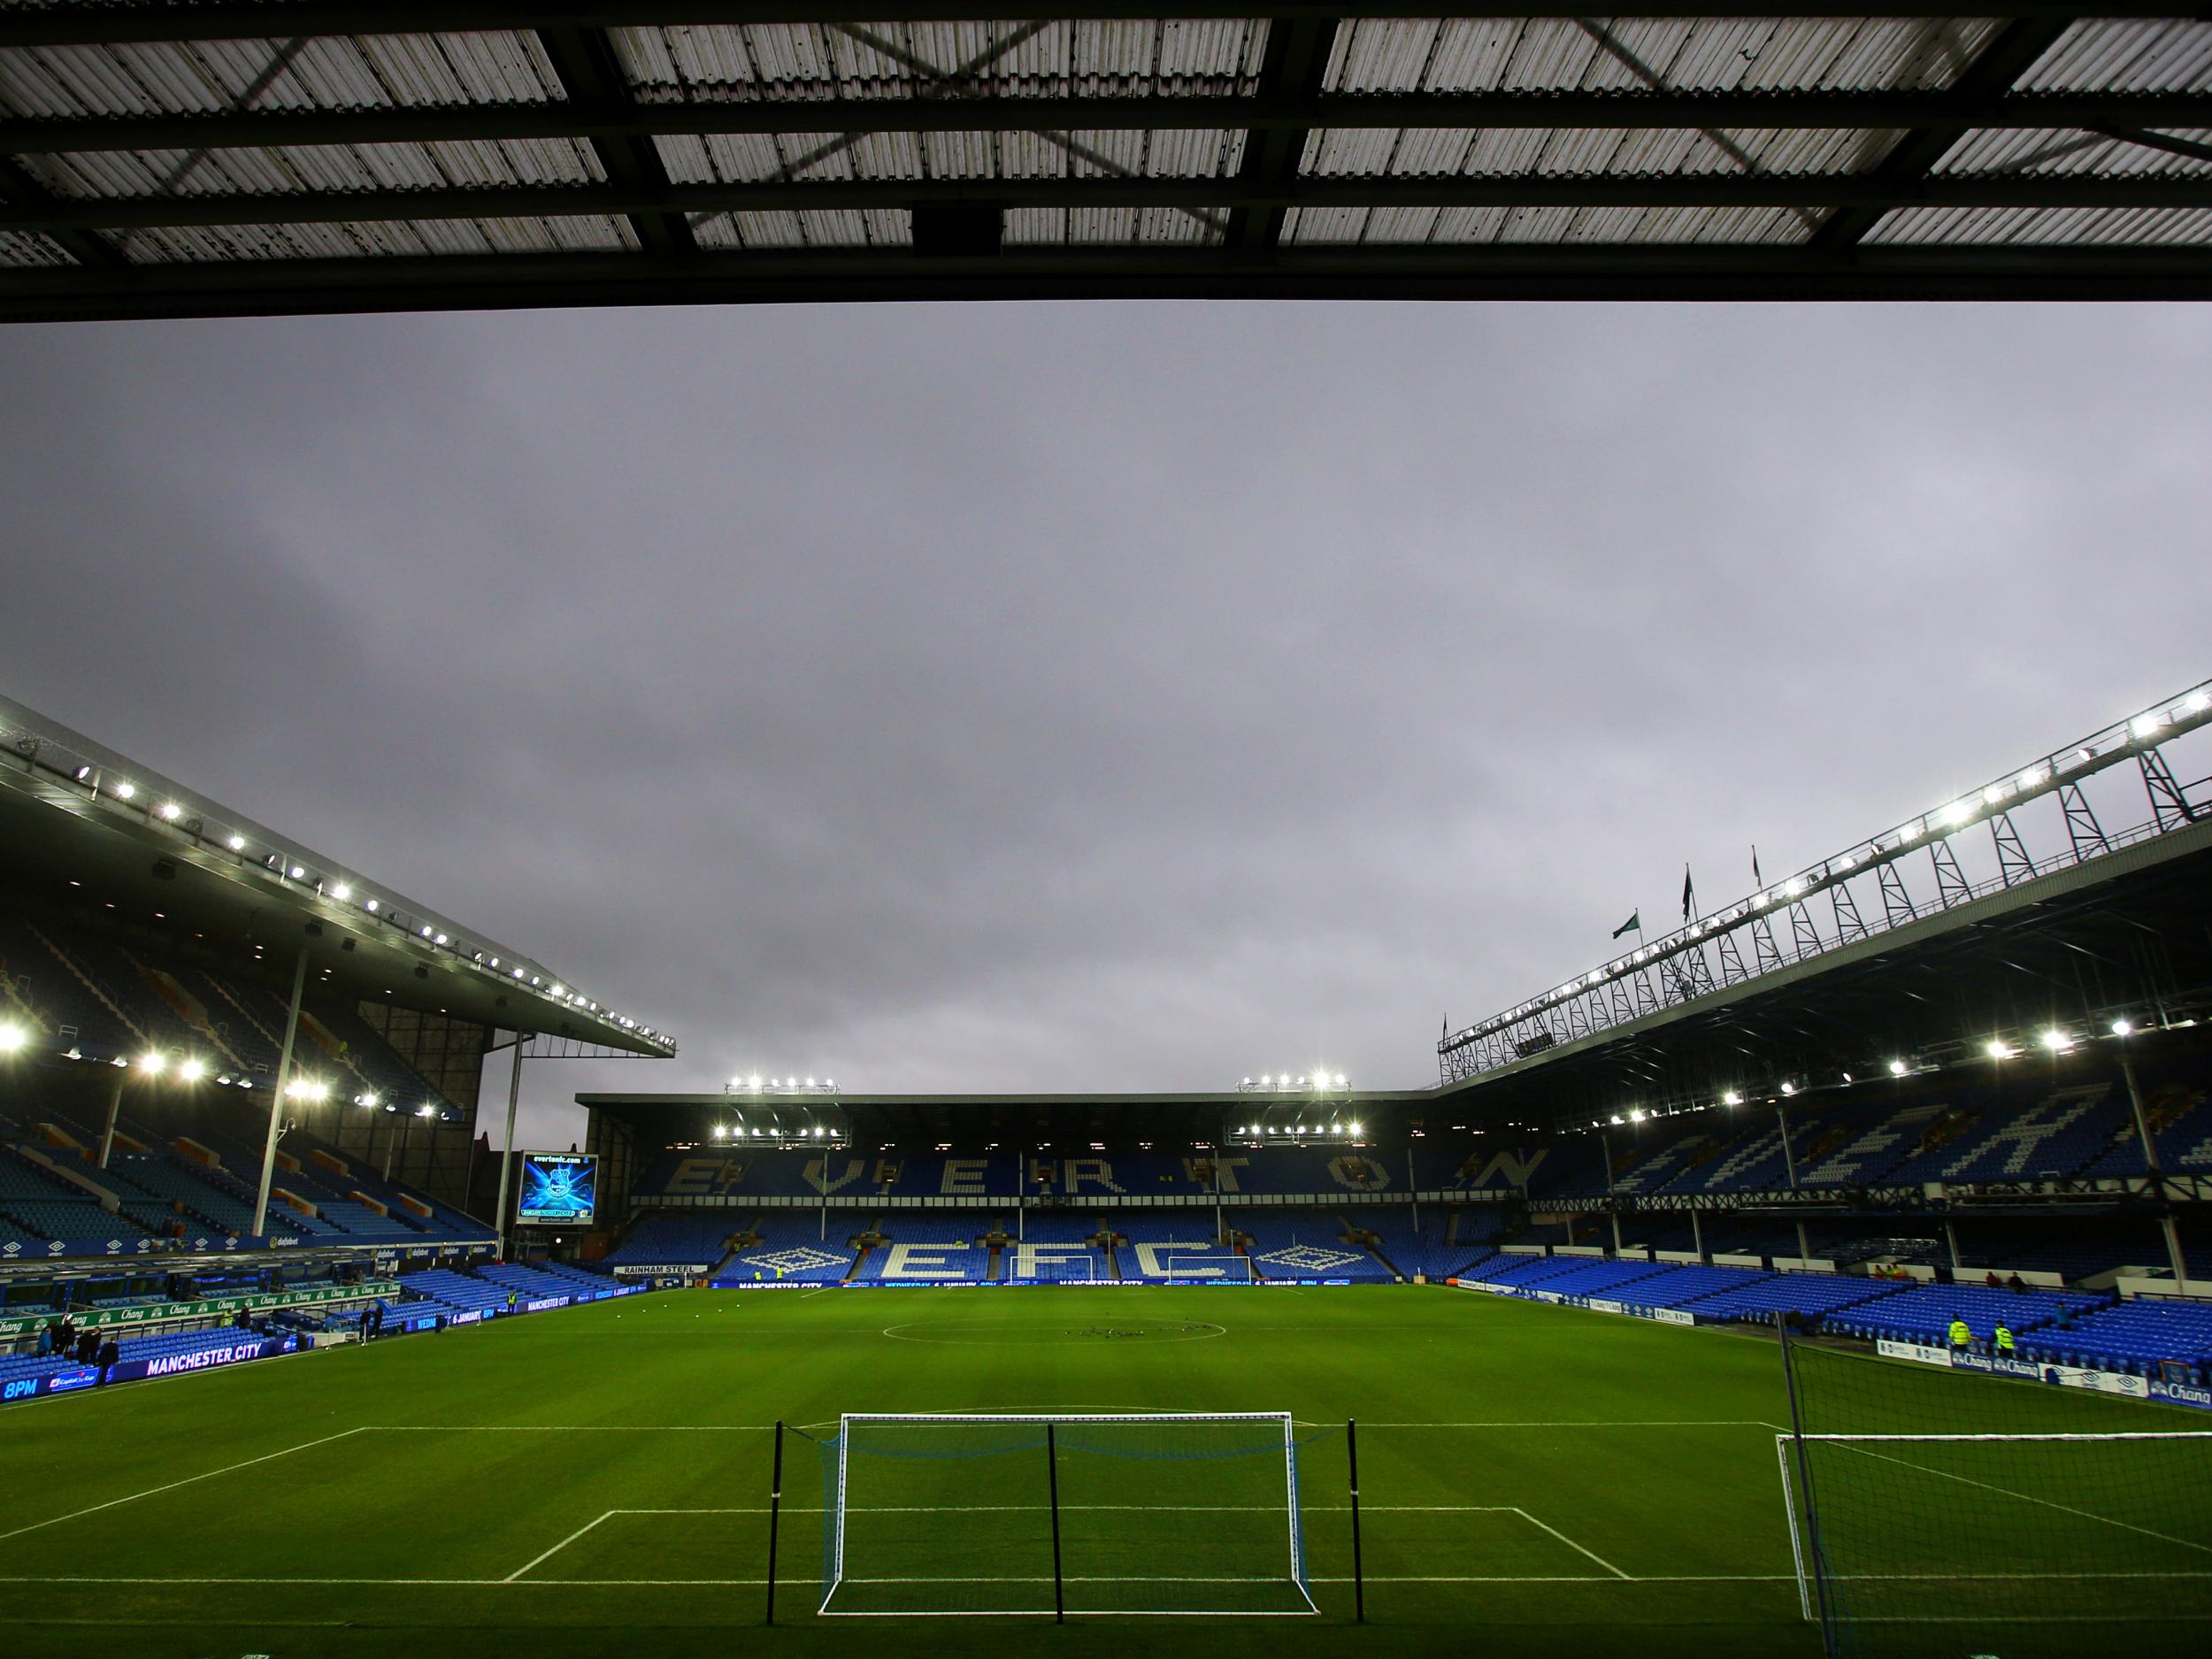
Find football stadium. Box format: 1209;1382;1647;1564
4;666;2212;1659
5;7;2212;1659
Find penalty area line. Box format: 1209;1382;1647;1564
0;1426;371;1543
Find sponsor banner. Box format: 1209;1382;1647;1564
3;1366;100;1402
1877;1338;2210;1412
1878;1338;1954;1366
109;1335;296;1385
521;1296;572;1314
2152;1378;2212;1411
611;1263;708;1278
1589;1298;1624;1315
0;1280;399;1340
448;1310;483;1326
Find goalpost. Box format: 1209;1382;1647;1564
1777;1430;2212;1639
812;1412;1317;1618
1774;1325;2212;1654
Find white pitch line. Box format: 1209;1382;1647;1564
505;1511;615;1582
1509;1508;1632;1581
1827;1440;2212;1559
15;1570;2200;1590
0;1425;368;1543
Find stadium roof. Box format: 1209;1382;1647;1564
2;6;2209;319
0;692;678;1056
578;1083;1440;1142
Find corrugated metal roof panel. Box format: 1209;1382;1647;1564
1305;123;1855;180
2020;19;2212;94
1941;128;2212;178
612;18;1265;101
1002;206;1064;243
1320;16;2008;96
692;207;897;247
0;229;70;266
1869;204;2212;245
114;213;635;263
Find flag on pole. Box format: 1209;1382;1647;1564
1611;910;1641;940
1682;864;1695;921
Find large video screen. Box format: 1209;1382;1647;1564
518;1153;598;1225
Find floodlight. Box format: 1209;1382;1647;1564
354;1093;378;1108
0;1025;22;1052
1241;1077;1252;1086
157;801;181;821
1780;1081;1796;1095
419;1103;434;1117
1335;1073;1348;1087
749;1076;762;1090
826;1079;835;1089
330;883;350;901
434;933;449;946
1608;1114;1624;1125
1350;1121;1363;1136
2131;712;2165;740
1986;1038;2016;1059
1889;1059;1909;1077
365;898;380;912
1982;785;2006;806
289;864;306;879
2112;1018;2134;1037
1940;800;1975;828
177;1057;206;1082
114;781;135;800
806;1077;816;1087
712;1125;726;1139
227;834;246;851
2017;766;2047;788
1260;1074;1272;1087
2041;1029;2074;1052
1629;1109;1646;1123
2187;690;2211;714
1722;1091;1741;1106
1333;1123;1346;1134
137;1051;165;1074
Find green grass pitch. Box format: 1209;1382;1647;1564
2;1285;2207;1658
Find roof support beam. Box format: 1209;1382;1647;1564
1809;15;2080;252
1228;15;1340;255
10;173;2209;234
13;91;2206;157
534;25;695;258
5;244;2210;326
0;5;2161;50
0;156;127;271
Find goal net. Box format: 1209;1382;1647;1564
1775;1332;2212;1654
813;1412;1316;1617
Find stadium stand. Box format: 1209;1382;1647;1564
2016;1296;2212;1382
609;1211;741;1271
716;1216;857;1285
1823;1281;2111;1347
854;1214;1000;1282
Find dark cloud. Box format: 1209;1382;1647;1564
3;303;2208;1147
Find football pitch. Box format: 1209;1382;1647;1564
3;1285;2207;1658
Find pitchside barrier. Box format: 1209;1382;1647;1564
757;1413;1365;1624
1454;1278;2211;1411
1775;1325;2212;1656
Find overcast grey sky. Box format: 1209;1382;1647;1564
3;302;2208;1148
